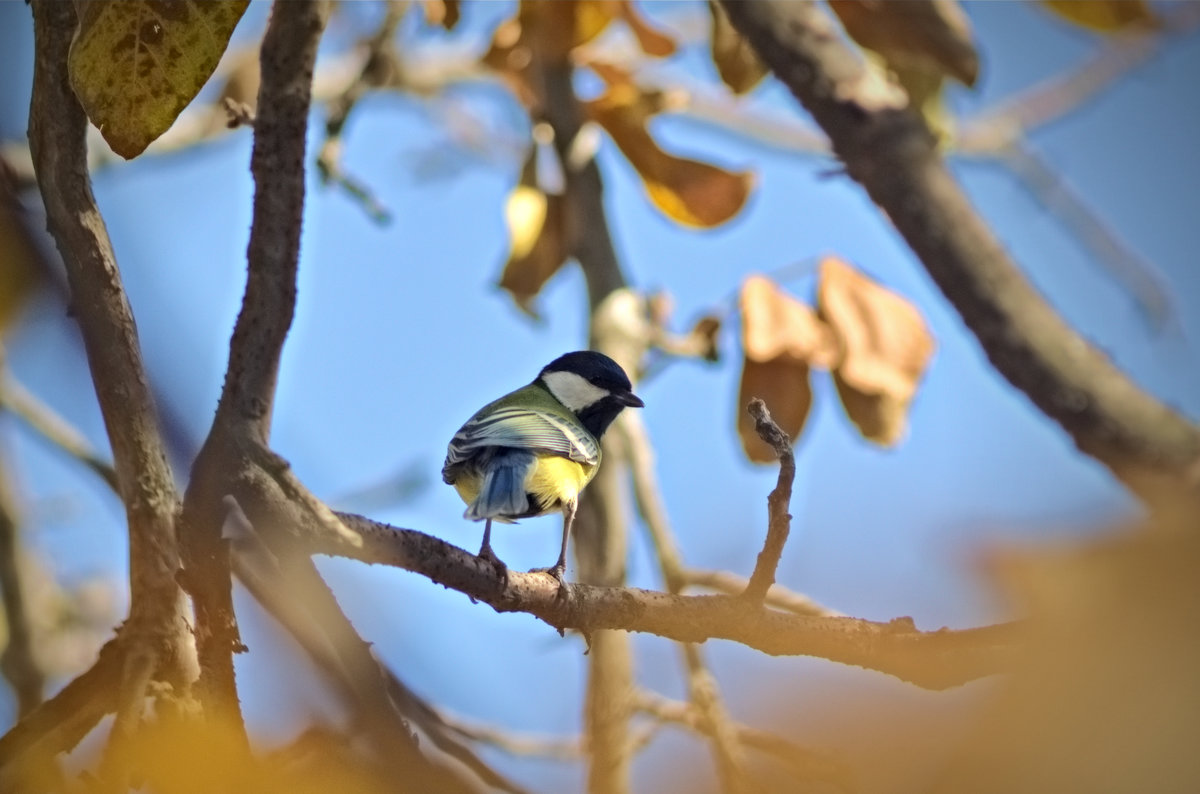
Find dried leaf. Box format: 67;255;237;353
585;65;752;228
829;0;979;87
497;154;568;318
1040;0;1157;32
741;275;839;367
707;0;768;94
69;0;249;159
739;358;812;464
817;257;934;446
737;276;838;463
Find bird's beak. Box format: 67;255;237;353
617;390;644;408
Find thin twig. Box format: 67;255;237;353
743;399;795;603
0;639;124;785
0;457;45;716
684;569;841;618
315;0;405;223
623;410;748;790
635;690;854;791
998;140;1173;331
0;374;120;494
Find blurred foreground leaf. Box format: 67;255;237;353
1041;0;1158;33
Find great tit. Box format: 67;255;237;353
442;350;644;583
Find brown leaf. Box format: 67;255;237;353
584;66;752;228
817;257;934;446
737;276;838;463
707;0;768;94
829;0;979;87
69;0;250;159
497;153;568;318
739;358;812;464
1040;0;1157;32
741;275;839;368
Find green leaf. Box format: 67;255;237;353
69;0;249;159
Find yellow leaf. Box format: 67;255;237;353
69;0;249;159
736;276;838;463
817;257;934;446
1041;0;1157;32
584;67;752;228
497;154;568;318
707;0;768;94
829;0;979;87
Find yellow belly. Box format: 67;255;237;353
453;455;596;517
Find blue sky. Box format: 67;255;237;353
2;2;1198;791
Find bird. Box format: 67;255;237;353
442;350;644;586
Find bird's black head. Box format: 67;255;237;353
539;351;644;438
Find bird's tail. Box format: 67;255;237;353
464;449;534;521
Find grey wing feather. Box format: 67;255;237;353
443;406;599;481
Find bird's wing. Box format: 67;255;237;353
443;405;599;478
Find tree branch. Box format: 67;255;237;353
0;640;124;785
315;513;1017;690
215;1;328;439
719;0;1200;500
178;0;330;735
0;457;44;716
28;0;192;748
0;371;120;494
634;690;853;791
743;399;795;603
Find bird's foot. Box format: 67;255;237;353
532;563;570;601
477;546;509;589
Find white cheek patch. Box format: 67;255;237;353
543;371;610;412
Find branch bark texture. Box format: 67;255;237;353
318;514;1016;691
178;0;329;729
28;0;192;737
720;0;1200;499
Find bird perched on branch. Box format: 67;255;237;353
442;351;643;586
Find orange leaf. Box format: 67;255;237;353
1040;0;1157;32
585;76;752;228
707;0;768;94
829;0;979;87
817;257;934;446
